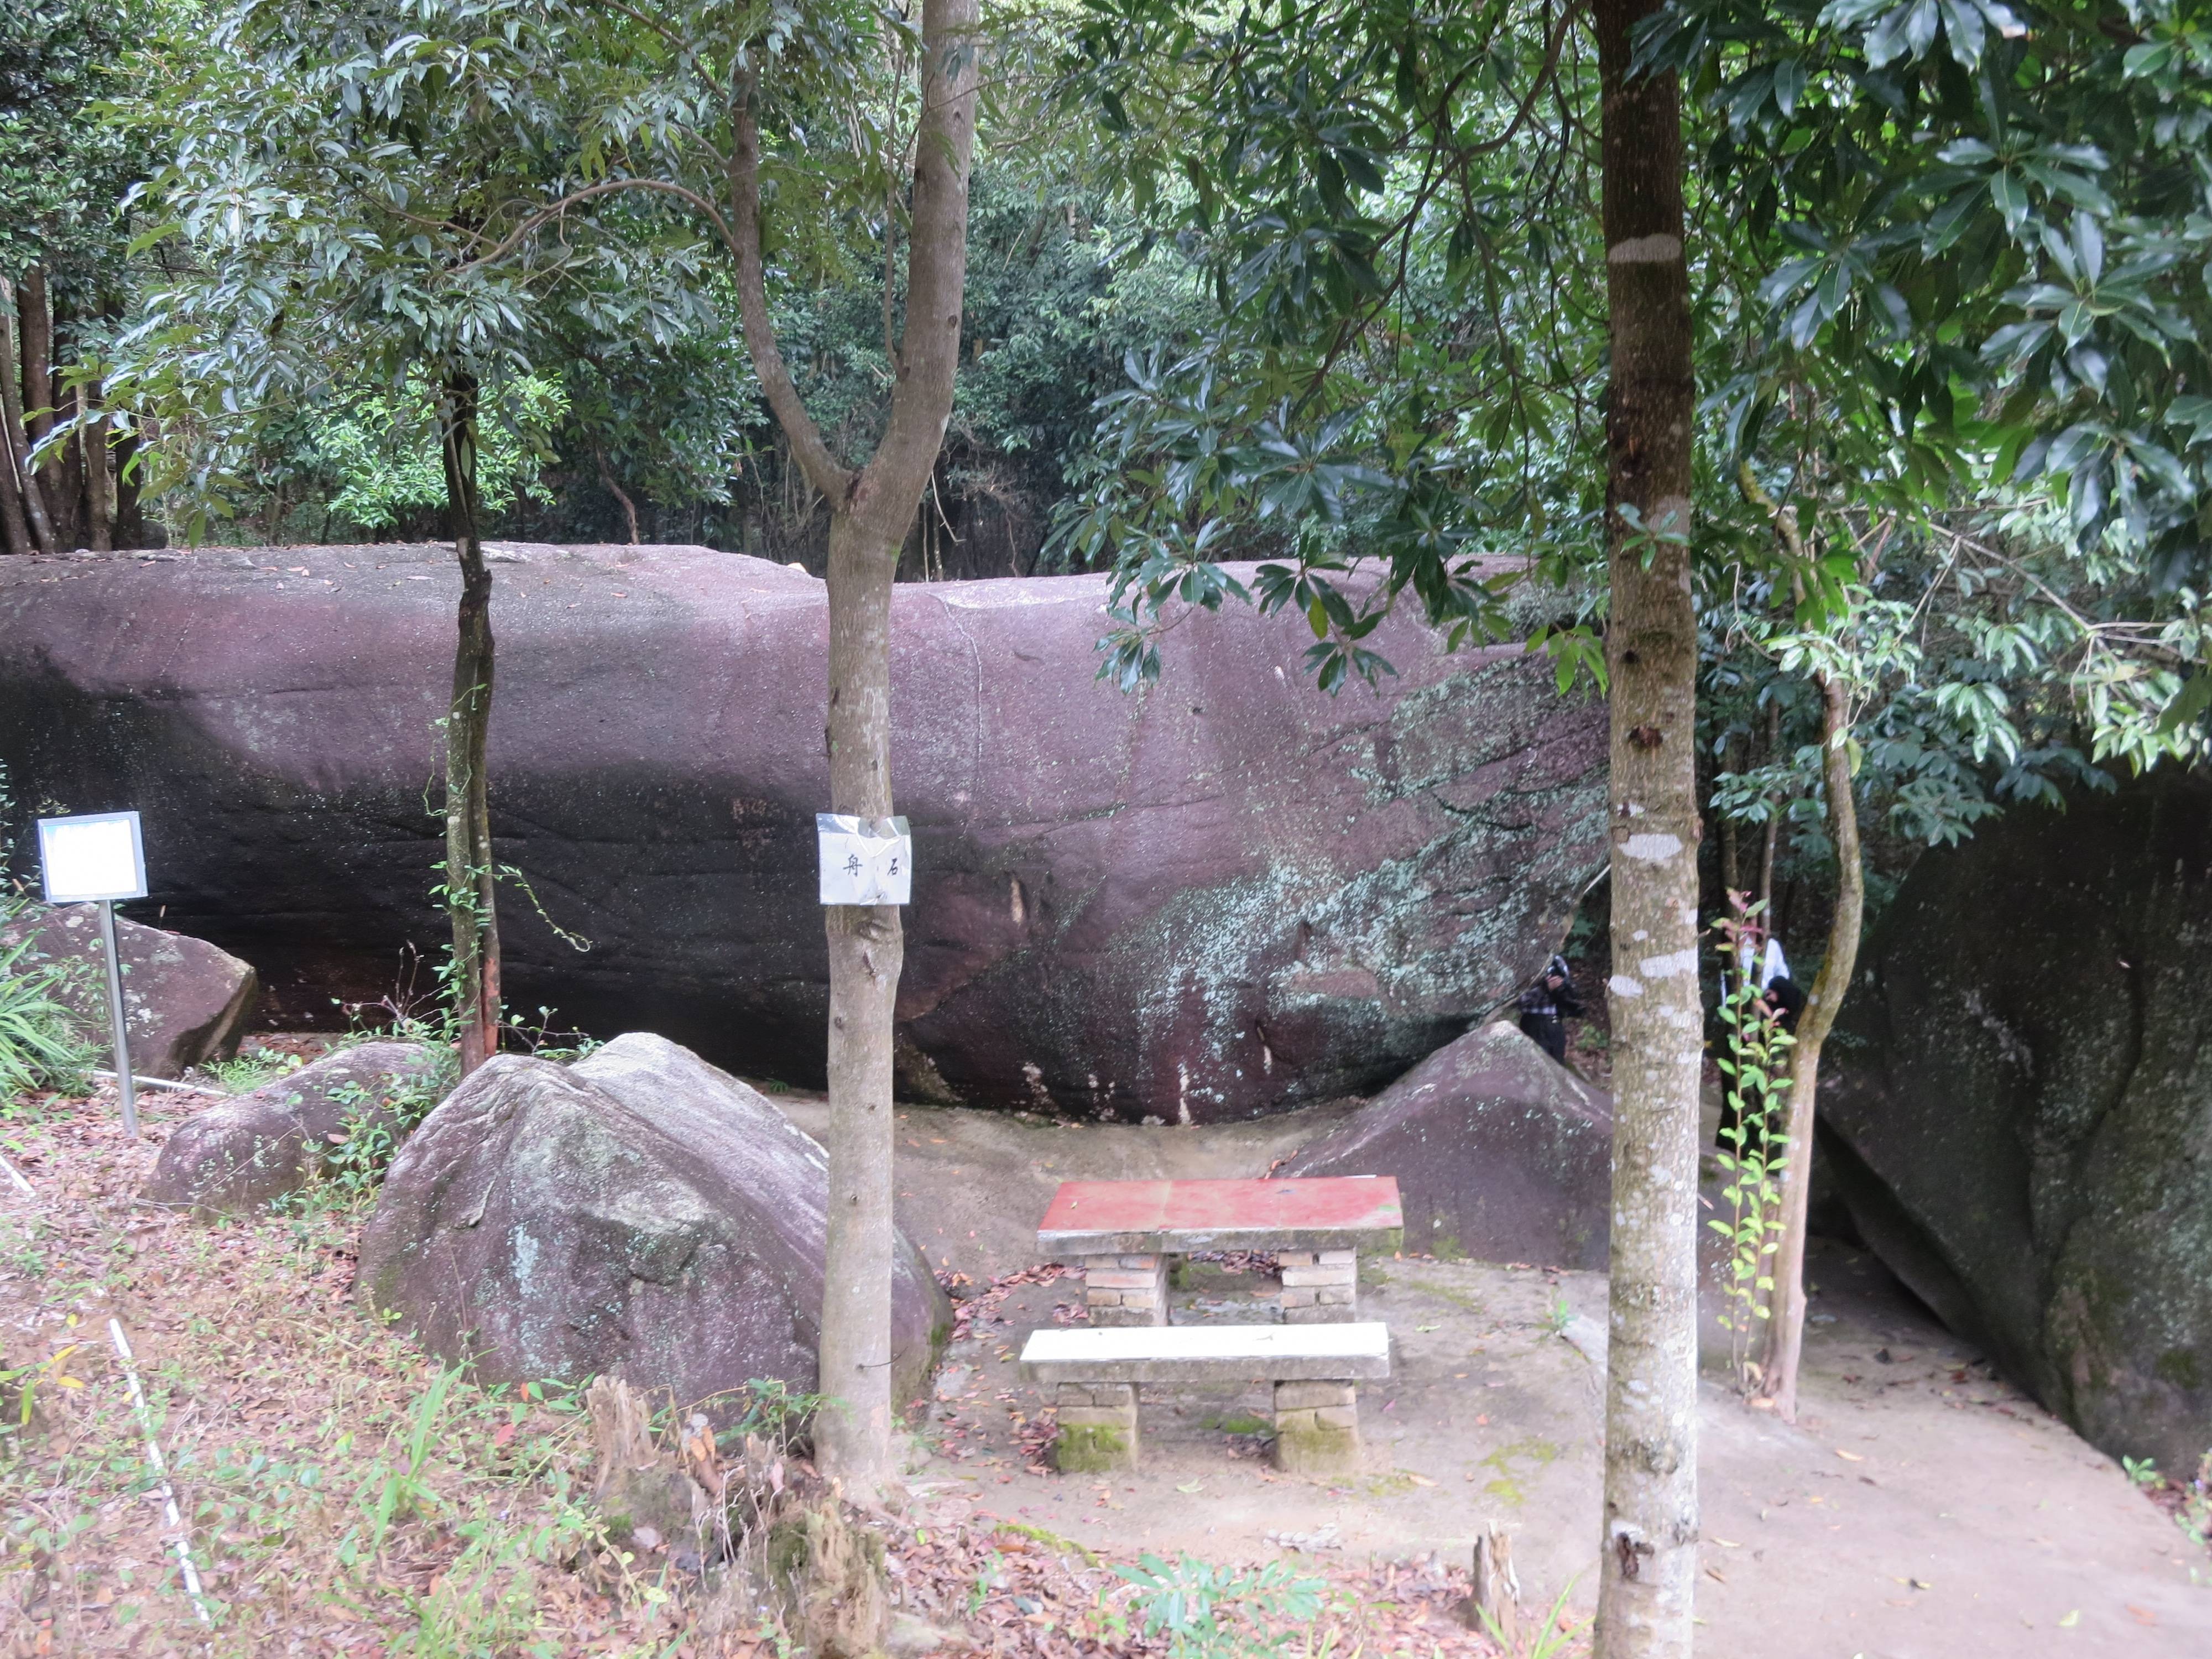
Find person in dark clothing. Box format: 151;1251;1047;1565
1517;953;1583;1063
1762;973;1809;1034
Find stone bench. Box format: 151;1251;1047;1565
1018;1321;1390;1476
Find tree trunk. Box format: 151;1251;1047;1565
594;445;641;544
1755;670;1863;1420
19;269;67;549
113;420;147;550
708;0;976;1500
0;279;52;554
441;374;502;1075
1593;0;1701;1653
814;509;907;1495
81;384;111;554
1757;701;1781;920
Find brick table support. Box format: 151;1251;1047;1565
1276;1248;1358;1322
1081;1253;1167;1326
1272;1379;1360;1473
1053;1382;1139;1471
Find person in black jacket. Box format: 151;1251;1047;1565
1516;953;1583;1064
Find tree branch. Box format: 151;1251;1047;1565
731;74;856;503
853;0;982;541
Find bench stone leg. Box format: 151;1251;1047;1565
1053;1383;1139;1472
1277;1249;1358;1323
1081;1253;1167;1326
1272;1380;1360;1474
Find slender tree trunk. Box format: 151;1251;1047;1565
81;384;111;554
441;374;501;1075
1757;701;1780;920
594;445;641;544
1756;670;1863;1420
0;279;52;554
713;0;977;1500
1593;0;1701;1653
1718;735;1743;902
113;420;147;550
815;509;907;1494
19;269;67;548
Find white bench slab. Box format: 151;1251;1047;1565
1019;1321;1391;1385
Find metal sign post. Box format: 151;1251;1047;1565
35;811;149;1138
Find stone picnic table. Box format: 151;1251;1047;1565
1037;1175;1404;1327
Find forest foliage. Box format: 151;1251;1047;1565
0;0;2205;904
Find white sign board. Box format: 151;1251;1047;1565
37;811;147;904
817;813;912;906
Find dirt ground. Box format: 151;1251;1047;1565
776;1092;2212;1658
2;1060;2204;1657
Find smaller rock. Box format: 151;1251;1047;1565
0;904;258;1078
932;1363;975;1402
144;1042;441;1215
1287;1021;1612;1271
886;1612;958;1657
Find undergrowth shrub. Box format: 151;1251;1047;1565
0;936;95;1105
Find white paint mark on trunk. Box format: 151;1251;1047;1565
1622;832;1684;863
1637;947;1698;978
1610;974;1646;998
1607;233;1683;263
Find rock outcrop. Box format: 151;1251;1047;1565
0;903;257;1077
1286;1020;1612;1270
357;1033;950;1410
1822;771;2212;1472
0;544;1606;1120
145;1041;441;1214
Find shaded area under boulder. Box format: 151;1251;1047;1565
0;902;256;1078
1822;770;2212;1472
1286;1020;1611;1271
357;1032;950;1412
144;1040;442;1215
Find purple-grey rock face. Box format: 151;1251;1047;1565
357;1033;949;1410
0;902;258;1077
0;544;1606;1120
145;1040;441;1215
1286;1020;1613;1270
1822;772;2212;1474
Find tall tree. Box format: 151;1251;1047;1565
467;0;984;1494
1056;8;1708;1645
110;1;572;1073
1590;0;1702;1647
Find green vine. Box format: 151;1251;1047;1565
1709;898;1795;1395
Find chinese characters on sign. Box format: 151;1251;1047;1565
816;813;913;906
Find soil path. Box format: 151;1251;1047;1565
770;1094;2211;1657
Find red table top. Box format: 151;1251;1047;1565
1036;1176;1404;1255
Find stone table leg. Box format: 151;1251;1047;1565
1277;1248;1358;1322
1272;1379;1360;1474
1053;1382;1139;1471
1081;1253;1167;1326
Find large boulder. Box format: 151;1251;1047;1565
357;1032;950;1411
1285;1020;1612;1270
0;544;1606;1121
1822;771;2212;1472
145;1041;441;1215
0;902;257;1077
